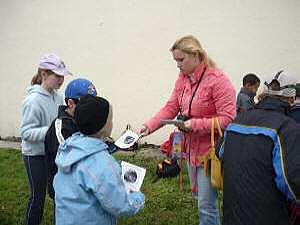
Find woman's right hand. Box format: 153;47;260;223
139;125;150;137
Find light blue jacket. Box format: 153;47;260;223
54;132;145;225
20;84;63;155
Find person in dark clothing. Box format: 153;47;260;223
44;78;97;199
264;72;300;225
264;70;300;123
236;73;260;115
289;83;300;123
219;84;300;225
288;88;300;225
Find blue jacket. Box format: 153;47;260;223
20;84;63;155
54;132;145;225
236;87;256;115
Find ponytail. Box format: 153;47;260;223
31;71;42;85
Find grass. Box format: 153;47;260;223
0;148;203;225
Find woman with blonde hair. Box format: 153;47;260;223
139;35;236;225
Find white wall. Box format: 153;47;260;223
0;0;299;144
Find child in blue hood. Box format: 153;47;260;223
44;78;98;201
54;95;145;225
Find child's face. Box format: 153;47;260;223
66;99;77;117
246;83;260;94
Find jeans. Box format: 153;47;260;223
188;165;221;225
23;155;47;225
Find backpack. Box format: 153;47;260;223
156;158;181;178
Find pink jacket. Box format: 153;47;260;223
145;63;236;167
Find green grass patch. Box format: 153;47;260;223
0;149;200;225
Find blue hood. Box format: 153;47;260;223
56;132;108;173
54;132;145;225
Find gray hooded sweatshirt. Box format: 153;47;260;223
20;84;63;155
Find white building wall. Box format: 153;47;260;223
0;0;299;144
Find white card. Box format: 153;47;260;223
121;161;146;192
114;130;140;149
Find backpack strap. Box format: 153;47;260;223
55;118;65;145
211;117;223;148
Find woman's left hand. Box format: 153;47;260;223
176;120;192;132
184;120;192;131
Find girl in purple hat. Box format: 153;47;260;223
20;53;71;225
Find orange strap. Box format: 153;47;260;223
210;117;223;148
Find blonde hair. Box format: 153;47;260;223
30;69;53;85
170;35;216;68
31;70;43;85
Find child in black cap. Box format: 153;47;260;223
53;95;145;225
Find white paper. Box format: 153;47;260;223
121;161;146;192
161;119;185;127
114;130;140;149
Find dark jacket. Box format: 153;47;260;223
287;101;300;225
44;105;78;199
220;97;300;225
288;102;300;124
